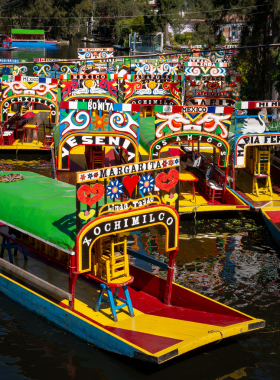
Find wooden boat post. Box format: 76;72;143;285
164;248;178;305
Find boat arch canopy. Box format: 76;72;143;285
1;95;59;124
149;131;230;167
76;205;179;273
58;131;139;170
235;133;280;168
234;101;280;167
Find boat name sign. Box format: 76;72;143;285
235;133;280;167
77;157;180;183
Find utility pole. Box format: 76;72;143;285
165;22;170;45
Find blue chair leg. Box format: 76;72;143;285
106;287;118;322
0;236;6;258
20;246;28;260
113;287;120;306
95;283;106;312
6;239;13;264
123;285;134;317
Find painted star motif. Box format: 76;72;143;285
80;174;86;181
88;173;93;179
92;114;106;131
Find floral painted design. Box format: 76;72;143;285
107;179;123;199
92;114;106;131
148;80;157;90
139;174;155;195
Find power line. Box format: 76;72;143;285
2;11;268;28
0;4;267;19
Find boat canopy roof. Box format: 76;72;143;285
0;172;78;252
11;29;45;35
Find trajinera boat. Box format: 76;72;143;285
0;48;266;363
0;168;265;363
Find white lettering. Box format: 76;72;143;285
66;136;78;148
93;227;101;235
82;136;93;144
158;212;165;221
104;223;111;232
167;217;173;225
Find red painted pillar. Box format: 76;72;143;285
222;166;229;203
164;249;178;305
69;254;78;311
232;154;235;191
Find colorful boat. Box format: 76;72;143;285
10;29;58;46
0;75;58;154
230;101;280;211
262;208;280;246
0;167;265;363
77;48;114;60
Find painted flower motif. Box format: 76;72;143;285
229;82;235;87
174;158;179;165
92;114;106;131
168;159;174;166
162;160;167;167
2;67;10;75
107;179;123;199
87;173;93;179
85;79;93;88
139;174;155;195
53;64;60;71
94;172;99;178
148;80;157;90
190;80;196;86
80;174;86;181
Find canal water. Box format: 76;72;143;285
0;30;280;380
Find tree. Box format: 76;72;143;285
153;0;186;44
188;0;280;101
0;0;95;40
93;0;148;40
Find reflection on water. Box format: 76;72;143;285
0;158;52;178
139;221;280;311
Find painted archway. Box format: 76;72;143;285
58;131;139;170
235;133;280;168
149;131;230;167
1;95;59;124
76;205;179;273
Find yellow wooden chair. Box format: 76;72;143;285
252;148;272;197
142;106;155;118
95;235;134;322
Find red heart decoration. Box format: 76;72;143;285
206;82;219;90
155;169;179;193
77;183;105;207
123;175;140;196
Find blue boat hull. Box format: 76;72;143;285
0;272;139;359
12;42;58;47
